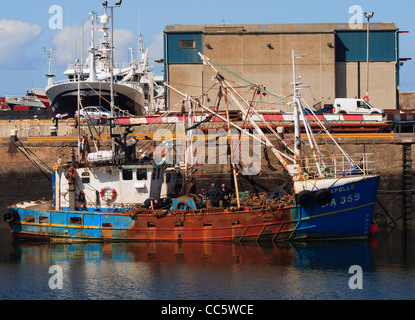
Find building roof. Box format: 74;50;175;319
164;22;398;34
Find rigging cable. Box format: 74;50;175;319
12;140;53;181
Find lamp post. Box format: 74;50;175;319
102;0;122;153
364;11;374;100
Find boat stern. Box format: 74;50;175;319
3;201;54;241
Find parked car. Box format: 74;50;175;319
74;106;112;119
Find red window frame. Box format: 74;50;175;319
179;39;196;49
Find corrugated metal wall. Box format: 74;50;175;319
165;33;203;64
335;31;397;62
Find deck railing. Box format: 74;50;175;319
304;153;375;178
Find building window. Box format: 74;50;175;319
180;39;196;49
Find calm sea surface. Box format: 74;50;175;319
1;220;415;301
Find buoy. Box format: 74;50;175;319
369;223;378;234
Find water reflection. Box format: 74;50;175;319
2;240;374;271
292;240;374;271
0;237;376;299
2;226;415;299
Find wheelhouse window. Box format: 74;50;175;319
122;169;133;180
81;172;90;183
136;169;147;181
180;39;196;49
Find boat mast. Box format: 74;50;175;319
292;51;327;177
88;11;96;82
291;51;302;164
197;54;299;177
76;59;82;161
108;4;116;154
45;41;55;89
223;89;241;207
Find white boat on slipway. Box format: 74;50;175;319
45;4;163;118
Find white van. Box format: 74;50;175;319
333;98;384;115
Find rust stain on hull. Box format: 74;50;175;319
127;207;294;242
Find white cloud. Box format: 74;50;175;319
0;19;42;68
113;29;136;64
147;32;164;74
52;24;83;66
148;32;164;62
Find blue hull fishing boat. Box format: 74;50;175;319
3;50;380;242
292;176;380;240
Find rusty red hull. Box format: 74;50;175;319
127;208;295;242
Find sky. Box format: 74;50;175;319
0;0;414;97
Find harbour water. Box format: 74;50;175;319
1;218;414;301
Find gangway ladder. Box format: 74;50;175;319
402;143;413;228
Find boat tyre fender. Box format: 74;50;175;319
100;187;117;202
297;190;314;207
314;188;333;206
3;209;17;223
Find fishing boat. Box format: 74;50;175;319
3;52;380;242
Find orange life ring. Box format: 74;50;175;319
363;95;369;102
100;187;116;201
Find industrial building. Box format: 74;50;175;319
163;22;400;111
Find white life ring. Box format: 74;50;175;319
100;187;117;202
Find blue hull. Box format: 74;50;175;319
291;175;380;240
